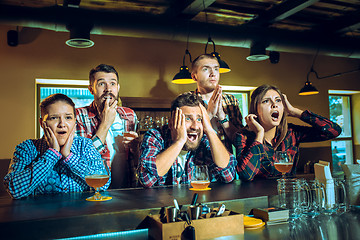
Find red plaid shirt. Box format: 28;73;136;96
75;101;137;186
235;110;342;181
138;125;237;187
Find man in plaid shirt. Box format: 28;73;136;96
191;54;243;153
76;64;139;188
138;93;237;187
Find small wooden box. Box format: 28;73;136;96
145;211;244;240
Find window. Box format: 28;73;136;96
36;79;93;137
329;94;353;177
222;85;254;126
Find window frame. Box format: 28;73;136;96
328;93;356;169
36;82;92;138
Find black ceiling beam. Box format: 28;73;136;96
310;9;360;37
247;0;320;27
1;4;360;58
165;0;216;20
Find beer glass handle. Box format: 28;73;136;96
319;183;326;210
303;181;311;210
337;180;348;212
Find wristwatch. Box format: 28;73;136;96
218;114;229;124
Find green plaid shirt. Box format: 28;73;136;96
193;89;244;153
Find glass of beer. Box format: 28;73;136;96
85;159;112;201
190;165;210;190
274;151;293;179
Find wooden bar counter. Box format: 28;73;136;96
0;179;359;240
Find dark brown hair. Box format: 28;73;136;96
89;64;119;85
40;93;75;118
170;92;205;113
250;84;288;150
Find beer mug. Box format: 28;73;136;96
277;179;303;218
321;179;347;214
299;179;326;216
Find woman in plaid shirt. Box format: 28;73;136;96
235;85;341;181
4;94;110;199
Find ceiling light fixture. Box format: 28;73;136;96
65;22;94;48
172;49;195;84
299;66;360;96
172;24;194;84
205;37;231;73
246;42;269;61
299;67;319;95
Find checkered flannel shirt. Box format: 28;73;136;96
235;110;342;181
4;136;110;199
137;125;237;187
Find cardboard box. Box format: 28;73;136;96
145;211;244;240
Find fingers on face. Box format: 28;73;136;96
174;108;182;129
245;114;257;123
111;99;118;108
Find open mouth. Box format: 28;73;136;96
187;132;198;142
271;111;279;121
57;131;67;136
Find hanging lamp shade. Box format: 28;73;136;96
172;65;195;84
211;52;231;73
172;49;195;84
205;37;231;73
299;81;319;95
299;68;319;95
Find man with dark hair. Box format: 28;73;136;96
191;54;243;152
76;64;139;188
137;92;237;187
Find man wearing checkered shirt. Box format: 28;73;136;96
191;54;243;153
138;93;237;187
76;64;139;188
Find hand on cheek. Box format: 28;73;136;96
60;124;75;158
43;121;60;152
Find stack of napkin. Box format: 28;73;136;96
314;160;335;209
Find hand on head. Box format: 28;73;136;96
282;94;303;118
169;108;187;145
245;114;264;142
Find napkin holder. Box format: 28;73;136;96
314;160;335;208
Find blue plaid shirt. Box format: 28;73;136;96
4;136;110;199
138;125;237;187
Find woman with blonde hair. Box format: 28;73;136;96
234;84;341;181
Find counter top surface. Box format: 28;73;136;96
1;177;358;240
0;179;277;224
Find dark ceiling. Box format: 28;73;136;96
1;0;360;58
